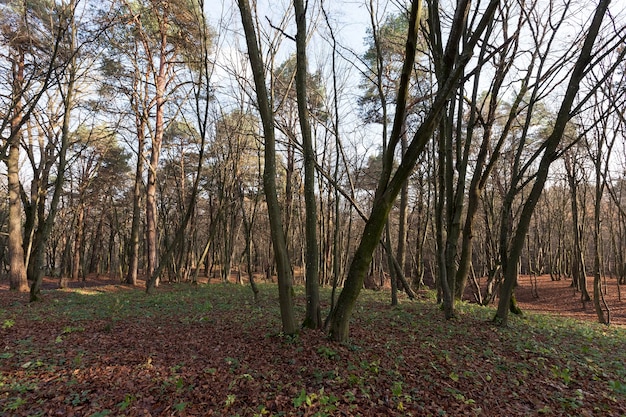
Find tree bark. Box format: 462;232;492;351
237;0;297;334
294;0;321;330
8;139;28;292
565;155;591;301
126;112;145;286
145;41;166;289
7;46;28;292
71;203;85;281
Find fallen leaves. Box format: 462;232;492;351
0;278;625;416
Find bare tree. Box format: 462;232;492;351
494;0;624;325
328;0;501;342
237;0;297;334
294;0;321;329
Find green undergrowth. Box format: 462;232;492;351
1;282;626;416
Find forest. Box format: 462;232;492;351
2;0;626;414
1;0;626;341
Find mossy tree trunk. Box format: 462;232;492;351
495;0;614;324
294;0;321;329
328;0;500;342
237;0;297;335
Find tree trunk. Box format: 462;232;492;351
295;0;321;330
71;203;85;281
88;214;104;274
7;47;28;292
126;120;144;285
495;0;611;324
7;140;28;292
435;117;455;318
238;0;297;335
385;226;398;306
145;28;168;291
240;186;259;301
565;155;591;301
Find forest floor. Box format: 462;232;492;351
1;274;626;416
486;274;626;326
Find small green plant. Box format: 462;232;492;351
551;365;572;385
174;376;185;392
62;326;85;334
8;380;38;393
89;411;111;417
225;394;236;407
344;390;357;403
66;390;90;406
117;394;136;411
608;380;626;395
229;373;254;389
170;363;184;373
225;357;240;371
253;405;269;416
173;402;188;412
555;388;584;410
73;352;85;368
293;388;338;414
293;389;309;408
317;345;338;360
360;359;380;374
391;381;403;397
346;373;364;387
3;396;26;412
2;319;15;329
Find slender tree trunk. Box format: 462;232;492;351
71;203;85;281
593;157;608;324
240;188;259;301
592;110;614;324
385;225;398;306
88;214;104;274
565;155;591;301
495;0;611;324
396;130;409;293
294;0;321;330
7;48;28;292
145;28;168;291
8;140;28;292
436;116;455;318
126;121;144;285
238;0;296;334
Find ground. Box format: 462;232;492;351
1;274;625;416
513;274;626;326
17;272;626;325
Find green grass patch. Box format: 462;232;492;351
1;283;625;416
